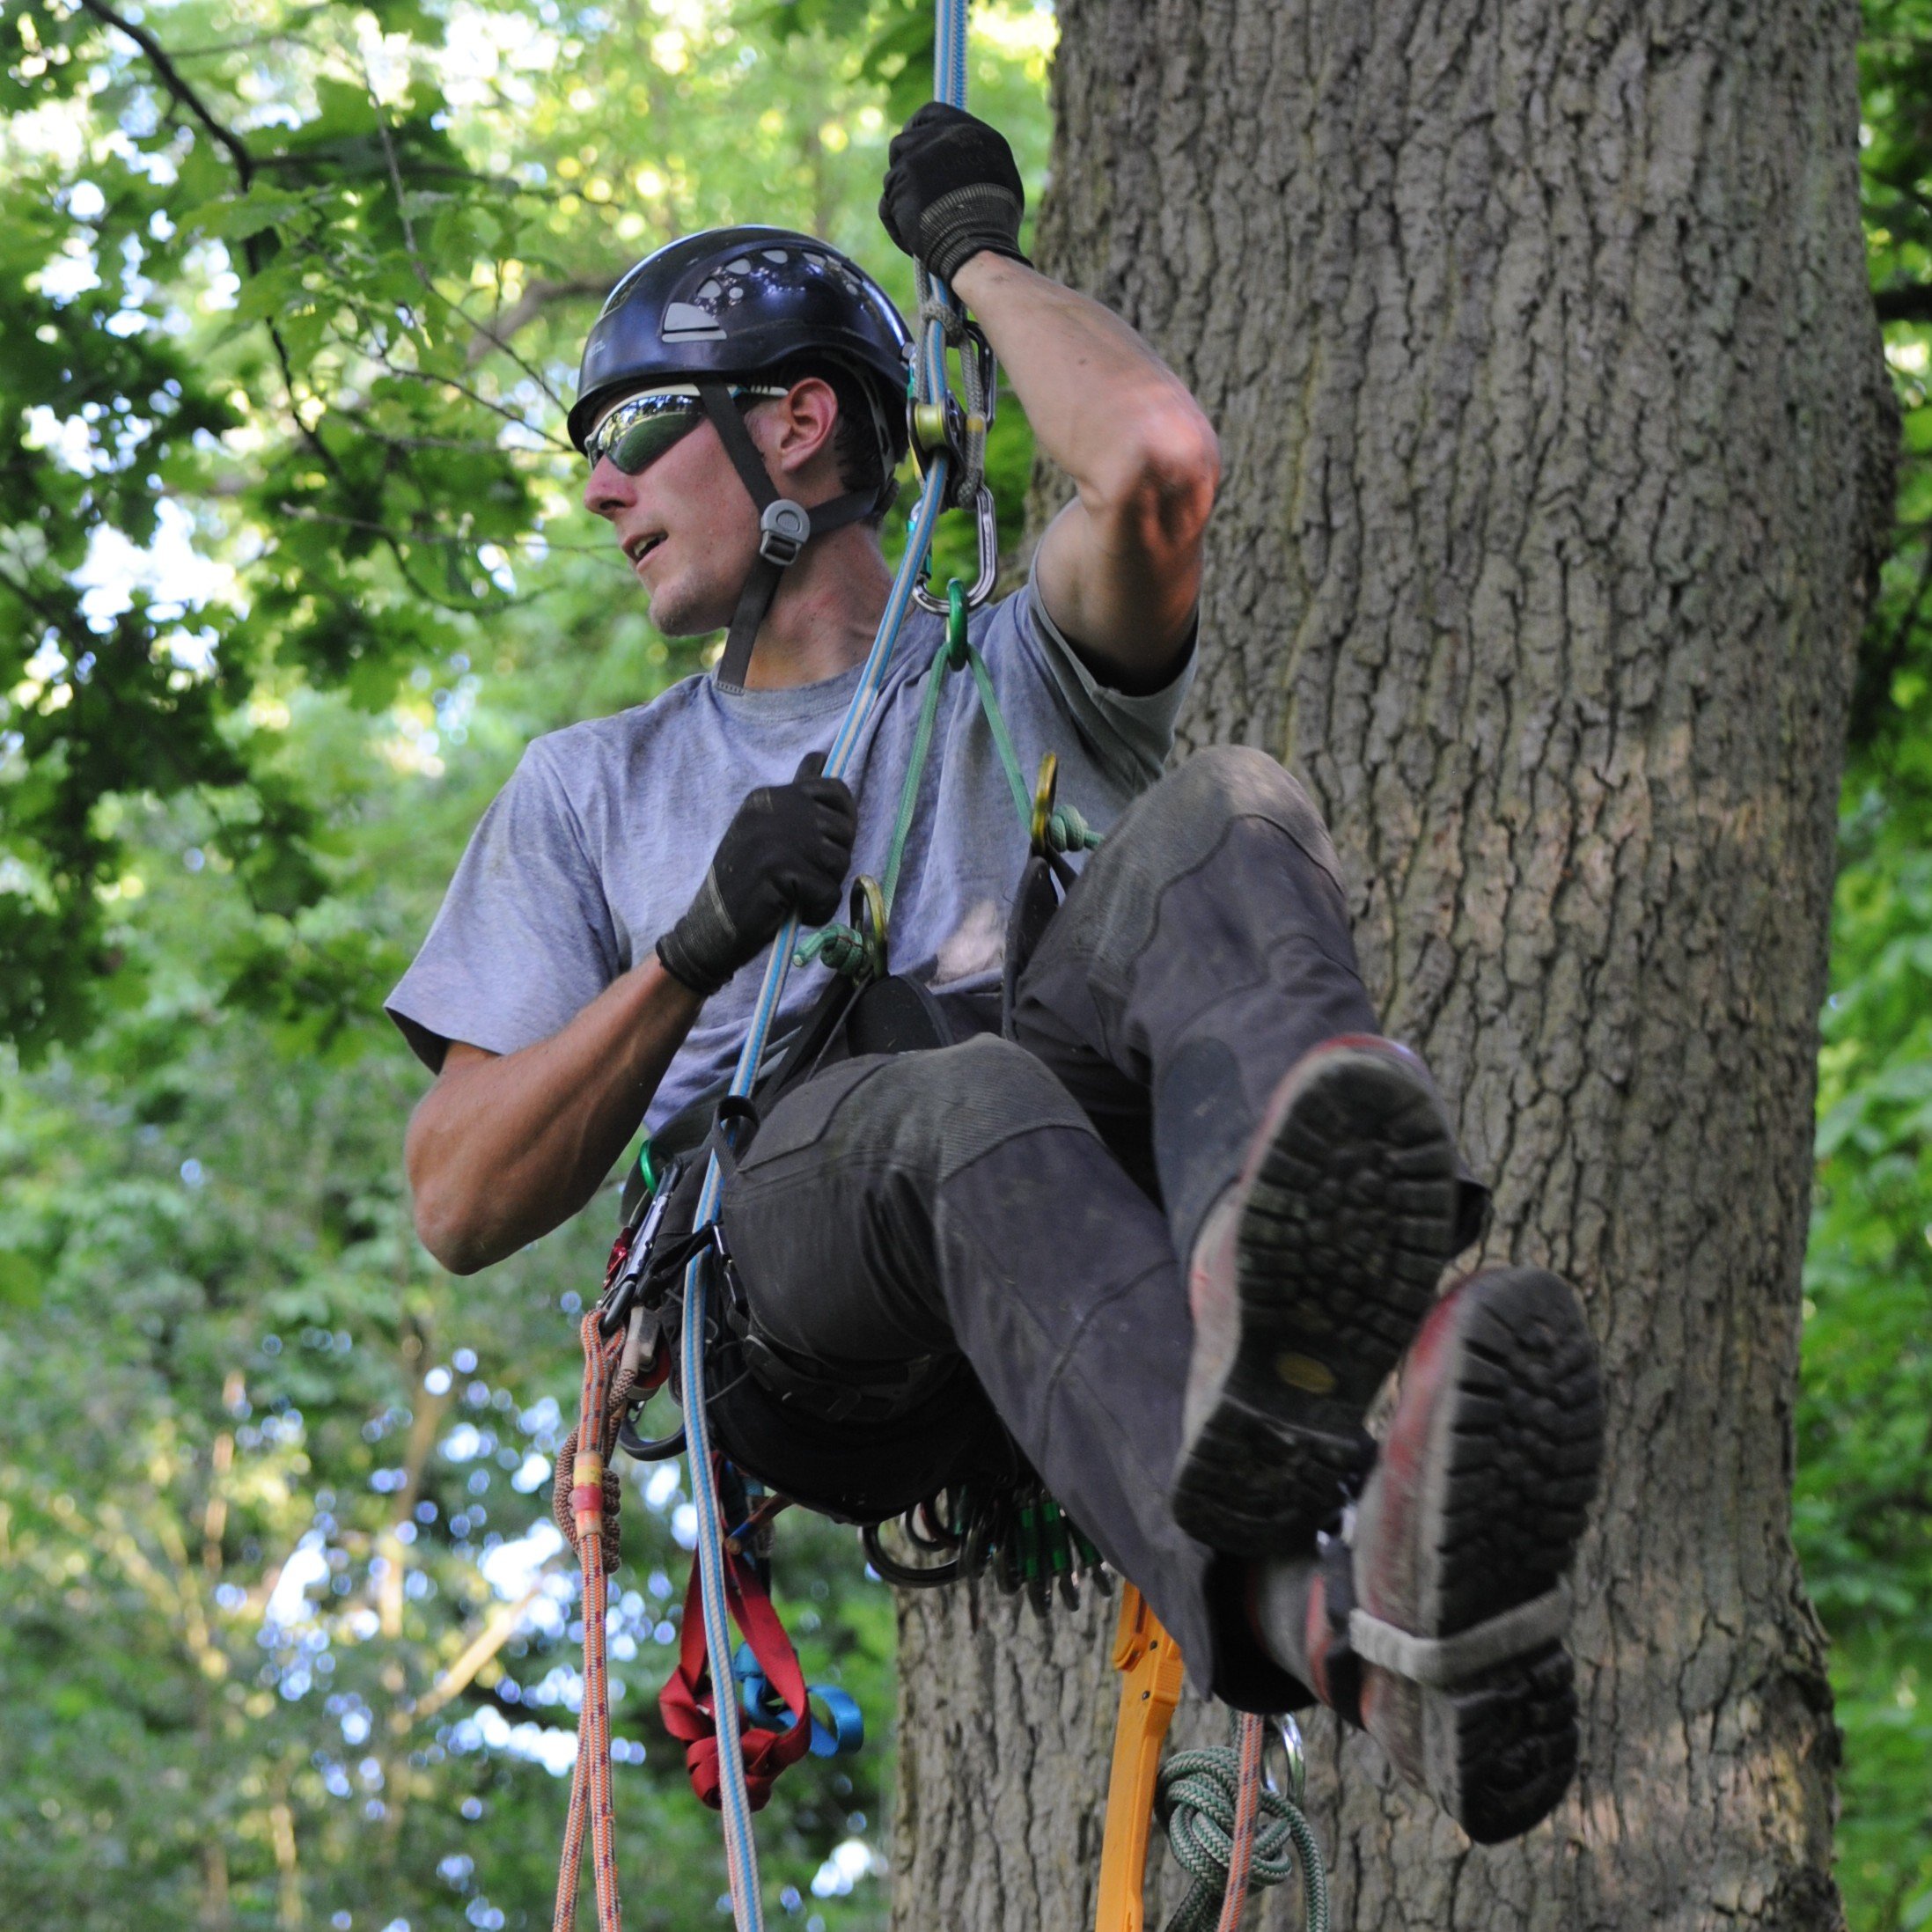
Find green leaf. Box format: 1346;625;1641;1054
0;1250;45;1308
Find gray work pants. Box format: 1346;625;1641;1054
716;746;1424;1708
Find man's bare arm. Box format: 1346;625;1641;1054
405;959;702;1275
950;252;1219;693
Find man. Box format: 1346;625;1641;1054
390;106;1605;1845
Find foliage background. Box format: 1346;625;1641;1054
0;1;1925;1928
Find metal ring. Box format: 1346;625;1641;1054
1263;1711;1307;1806
860;1520;961;1589
1029;752;1059;854
615;1392;686;1463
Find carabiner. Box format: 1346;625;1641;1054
912;485;998;615
1263;1711;1307;1806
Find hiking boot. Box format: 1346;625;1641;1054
1255;1265;1605;1842
1170;1035;1463;1558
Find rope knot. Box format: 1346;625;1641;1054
1045;804;1102;855
1155;1717;1324;1932
793;923;874;981
916;295;969;344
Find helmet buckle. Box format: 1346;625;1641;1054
758;499;812;566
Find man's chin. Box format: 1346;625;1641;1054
644;579;729;642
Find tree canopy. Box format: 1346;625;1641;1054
0;0;1928;1927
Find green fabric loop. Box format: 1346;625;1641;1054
946;577;970;665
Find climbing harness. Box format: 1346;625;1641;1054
549;8;1332;1929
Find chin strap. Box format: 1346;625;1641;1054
697;379;878;694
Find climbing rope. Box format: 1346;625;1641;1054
553;10;991;1931
1154;1715;1328;1932
552;1311;639;1932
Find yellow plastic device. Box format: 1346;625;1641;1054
1093;1583;1187;1932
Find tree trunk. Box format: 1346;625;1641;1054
893;4;1894;1929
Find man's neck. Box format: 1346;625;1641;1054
736;522;894;691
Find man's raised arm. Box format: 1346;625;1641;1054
881;105;1219;694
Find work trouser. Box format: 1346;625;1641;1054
716;746;1473;1709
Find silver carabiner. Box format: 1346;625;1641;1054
911;484;999;615
1263;1711;1307;1806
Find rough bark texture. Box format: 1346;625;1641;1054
893;3;1895;1928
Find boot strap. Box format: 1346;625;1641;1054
1316;1532;1363;1726
1347;1580;1572;1689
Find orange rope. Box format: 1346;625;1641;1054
553;1312;635;1932
1212;1715;1265;1932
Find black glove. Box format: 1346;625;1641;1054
878;101;1028;285
656;753;856;997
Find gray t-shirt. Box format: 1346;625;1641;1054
386;577;1193;1132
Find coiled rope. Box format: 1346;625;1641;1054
1155;1715;1329;1932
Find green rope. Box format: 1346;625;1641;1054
795;577;1102;980
882;582;973;911
1154;1717;1329;1932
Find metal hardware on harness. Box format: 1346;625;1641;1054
912;482;999;613
1265;1715;1306;1809
853;875;888;977
907;315;996;503
611;1222;738;1466
1030;752;1059;856
861;1475;1107;1612
757;498;811;565
599;1167;682;1338
909;394;958;469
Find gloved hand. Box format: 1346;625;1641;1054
878;101;1029;285
656;753;856;997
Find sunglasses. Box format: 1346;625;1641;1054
584;385;786;476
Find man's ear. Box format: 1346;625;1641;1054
765;377;841;481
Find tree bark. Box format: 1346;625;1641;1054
894;4;1894;1929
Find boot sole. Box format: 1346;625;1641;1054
1399;1266;1604;1843
1170;1044;1461;1556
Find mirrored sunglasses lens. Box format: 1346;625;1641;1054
605;404;702;475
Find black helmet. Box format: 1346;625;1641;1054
568;226;913;459
571;228;915;692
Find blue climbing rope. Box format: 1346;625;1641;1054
678;9;973;1928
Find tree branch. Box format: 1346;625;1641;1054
466;277;613;367
1876;283;1932;325
77;0;254;187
